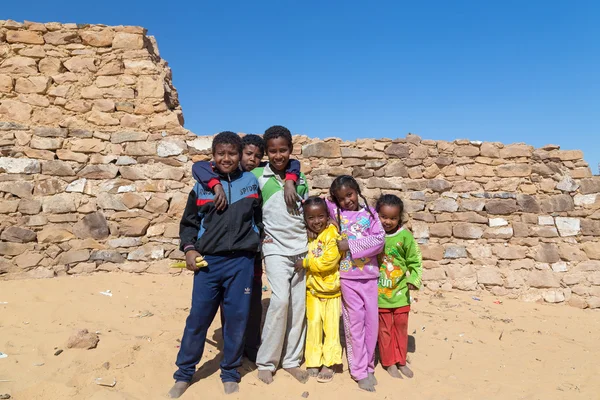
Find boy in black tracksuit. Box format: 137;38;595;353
169;132;263;398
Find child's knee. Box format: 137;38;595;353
268;296;289;311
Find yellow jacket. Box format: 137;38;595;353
303;224;342;299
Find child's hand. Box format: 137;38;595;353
407;283;418;291
307;229;317;240
283;180;299;215
185;250;203;272
337;239;350;252
293;259;305;273
213;184;228;211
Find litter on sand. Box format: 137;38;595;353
95;377;116;387
472;296;482;301
99;290;113;297
130;310;154;318
0;352;7;359
494;300;503;305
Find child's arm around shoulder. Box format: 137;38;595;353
403;229;423;290
192;161;219;189
347;208;385;259
303;225;342;273
192;161;227;211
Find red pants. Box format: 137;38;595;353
377;306;410;367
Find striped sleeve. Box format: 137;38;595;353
348;211;385;259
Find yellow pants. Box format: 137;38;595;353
305;292;342;368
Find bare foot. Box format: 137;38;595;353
167;381;190;398
358;377;375;392
386;365;402;379
257;370;274;384
284;367;309;383
317;366;334;382
223;382;239;394
369;372;378;385
399;364;414;378
307;367;320;377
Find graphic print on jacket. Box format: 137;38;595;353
179;169;262;255
326;200;385;280
377;227;423;308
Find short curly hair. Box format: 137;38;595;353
242;134;265;157
263;125;293;148
212;131;242;155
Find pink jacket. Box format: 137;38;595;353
327;200;385;280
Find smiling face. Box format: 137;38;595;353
213;143;240;174
240;144;263;172
266;136;292;173
333;185;359;212
304;203;329;235
378;204;401;234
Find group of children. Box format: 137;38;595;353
168;126;423;398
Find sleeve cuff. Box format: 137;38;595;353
407;276;421;289
207;178;221;189
183;244;196;253
285;173;298;183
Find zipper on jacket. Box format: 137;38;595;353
227;173;232;251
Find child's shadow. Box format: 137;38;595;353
190;327;225;384
189;326;256;384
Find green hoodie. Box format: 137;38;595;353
378;227;423;308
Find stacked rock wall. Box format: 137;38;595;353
1;20;599;308
0;20;183;132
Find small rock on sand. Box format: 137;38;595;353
67;329;100;350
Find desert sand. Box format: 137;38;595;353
1;272;599;400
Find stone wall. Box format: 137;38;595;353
1;20;600;309
0;20;183;132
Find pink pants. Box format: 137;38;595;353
341;278;379;381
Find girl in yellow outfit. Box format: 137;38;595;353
294;196;342;383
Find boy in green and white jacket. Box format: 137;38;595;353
375;194;422;380
253;126;311;385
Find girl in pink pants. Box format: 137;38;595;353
327;175;385;392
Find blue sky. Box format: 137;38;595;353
5;0;599;173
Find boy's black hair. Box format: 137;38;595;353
302;196;328;213
212;131;242;155
329;175;375;227
242;134;265;156
376;194;404;225
263;125;293;148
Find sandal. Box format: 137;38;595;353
317;367;335;383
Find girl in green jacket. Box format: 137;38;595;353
376;194;422;379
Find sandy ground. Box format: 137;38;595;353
0;273;599;400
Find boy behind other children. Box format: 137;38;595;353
192;134;301;362
253;125;310;385
168;132;262;398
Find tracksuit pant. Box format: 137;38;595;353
378;306;410;367
174;251;254;383
219;254;263;362
305;292;342;368
341;278;379;381
256;253;307;371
